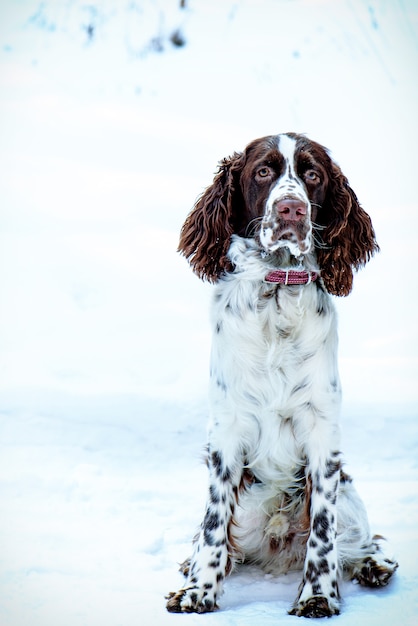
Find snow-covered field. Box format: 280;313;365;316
0;1;417;624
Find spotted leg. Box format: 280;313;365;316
290;450;341;618
166;448;242;613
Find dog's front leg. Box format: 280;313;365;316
290;449;341;618
166;445;242;613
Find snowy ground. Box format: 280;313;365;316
0;1;417;625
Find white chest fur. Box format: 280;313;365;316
208;238;341;483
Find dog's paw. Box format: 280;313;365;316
354;555;398;588
289;595;340;618
166;587;218;613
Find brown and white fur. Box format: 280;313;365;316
166;133;398;618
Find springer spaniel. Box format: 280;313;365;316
166;133;398;618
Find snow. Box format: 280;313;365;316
0;1;417;625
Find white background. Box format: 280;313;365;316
0;1;417;624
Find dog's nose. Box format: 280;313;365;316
275;198;307;222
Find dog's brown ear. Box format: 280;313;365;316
317;162;379;296
178;152;246;281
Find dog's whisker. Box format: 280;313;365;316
312;221;326;231
245;217;263;238
312;233;330;250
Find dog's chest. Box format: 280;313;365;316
208;278;340;482
211;280;332;363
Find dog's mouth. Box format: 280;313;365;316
259;224;311;258
279;230;310;252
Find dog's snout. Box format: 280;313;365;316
274;198;307;222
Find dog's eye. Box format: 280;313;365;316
257;167;272;178
304;169;320;183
